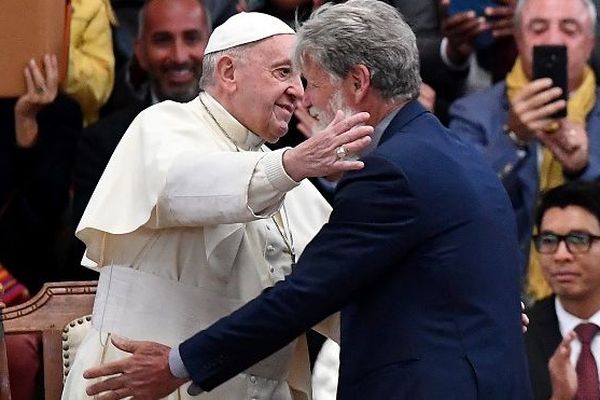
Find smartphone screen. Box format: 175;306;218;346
532;45;568;119
448;0;499;16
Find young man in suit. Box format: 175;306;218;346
526;180;600;400
84;1;531;399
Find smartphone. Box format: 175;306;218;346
532;45;568;119
448;0;500;49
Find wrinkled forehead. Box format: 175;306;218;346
297;52;340;83
143;0;209;34
245;34;296;64
519;0;594;31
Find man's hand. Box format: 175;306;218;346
521;301;529;333
84;336;188;400
485;0;516;39
440;0;489;65
14;54;59;148
536;120;589;174
283;110;373;182
506;78;567;142
548;331;577;400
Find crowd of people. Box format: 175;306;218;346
3;0;600;399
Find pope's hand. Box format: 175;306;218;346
282;110;373;182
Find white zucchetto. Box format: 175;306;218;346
204;12;295;55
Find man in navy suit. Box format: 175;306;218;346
84;1;532;399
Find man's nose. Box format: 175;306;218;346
544;27;565;44
553;240;574;261
300;90;312;109
171;40;189;64
287;75;304;101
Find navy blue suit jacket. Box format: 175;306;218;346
180;101;533;399
524;296;562;400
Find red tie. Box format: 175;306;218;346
575;323;600;400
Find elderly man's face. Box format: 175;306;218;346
539;206;600;304
516;0;595;91
231;35;303;143
301;58;355;130
135;0;210;102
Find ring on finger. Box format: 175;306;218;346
35;87;45;95
335;145;348;159
542;121;560;134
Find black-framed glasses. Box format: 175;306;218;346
533;232;600;254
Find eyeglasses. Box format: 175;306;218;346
533;232;600;254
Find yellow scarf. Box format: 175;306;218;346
506;58;596;300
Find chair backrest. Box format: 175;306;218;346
0;281;97;400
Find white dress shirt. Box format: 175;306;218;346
555;297;600;385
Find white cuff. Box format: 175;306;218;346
263;148;301;190
168;345;190;379
440;37;471;71
169;346;204;396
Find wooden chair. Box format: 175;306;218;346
0;281;97;400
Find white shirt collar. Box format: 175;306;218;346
197;92;265;151
361;107;402;156
556;297;600;337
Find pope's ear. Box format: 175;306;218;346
215;55;237;91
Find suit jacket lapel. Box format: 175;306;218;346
535;296;563;361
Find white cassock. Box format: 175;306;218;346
62;92;337;400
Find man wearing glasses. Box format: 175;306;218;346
526;180;600;400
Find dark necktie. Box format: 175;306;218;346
575;322;600;400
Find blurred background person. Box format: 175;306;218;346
62;0;116;125
449;0;600;300
1;55;81;303
0;54;82;400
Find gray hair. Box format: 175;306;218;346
514;0;597;34
294;0;421;102
137;0;212;38
198;43;255;90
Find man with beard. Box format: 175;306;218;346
65;0;212;280
83;1;531;399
